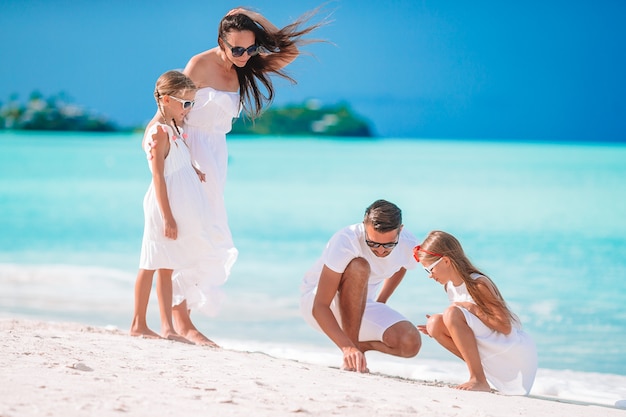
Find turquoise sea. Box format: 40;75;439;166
1;131;625;406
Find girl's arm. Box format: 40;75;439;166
455;278;512;335
147;125;177;240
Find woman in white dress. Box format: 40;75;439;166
414;231;537;395
168;7;325;345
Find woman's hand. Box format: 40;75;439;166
193;166;206;182
227;8;259;20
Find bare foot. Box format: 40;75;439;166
455;379;491;392
182;329;220;348
129;325;162;339
162;331;193;344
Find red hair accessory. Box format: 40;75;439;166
413;245;443;263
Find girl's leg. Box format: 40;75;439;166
426;313;463;359
441;306;491;392
173;301;219;347
130;269;161;338
156;269;190;343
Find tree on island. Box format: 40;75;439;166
0;91;116;132
231;99;373;137
1;93;373;137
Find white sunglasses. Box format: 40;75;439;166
169;95;195;110
423;257;443;275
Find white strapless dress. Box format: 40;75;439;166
171;87;240;316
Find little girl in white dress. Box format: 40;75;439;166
415;231;537;395
130;70;219;346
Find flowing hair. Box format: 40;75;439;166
218;8;327;119
418;231;520;326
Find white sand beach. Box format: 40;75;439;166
1;318;623;417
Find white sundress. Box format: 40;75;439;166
170;87;241;315
139;123;224;316
446;273;538;395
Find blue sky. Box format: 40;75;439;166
1;0;624;140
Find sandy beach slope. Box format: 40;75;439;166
1;319;623;417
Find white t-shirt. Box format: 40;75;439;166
300;223;419;301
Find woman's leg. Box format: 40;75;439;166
172;301;219;347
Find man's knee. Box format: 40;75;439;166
385;321;422;358
401;326;422;357
339;257;370;292
344;257;370;278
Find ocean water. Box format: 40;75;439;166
1;131;625;407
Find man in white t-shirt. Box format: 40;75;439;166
300;199;422;372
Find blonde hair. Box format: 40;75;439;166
418;231;519;326
153;70;197;134
154;70;197;101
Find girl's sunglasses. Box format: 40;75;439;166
170;96;195;110
423;257;443;275
222;38;259;58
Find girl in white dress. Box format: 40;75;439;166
415;231;537;395
166;7;325;344
130;70;218;346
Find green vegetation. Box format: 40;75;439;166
231;100;373;137
0;93;373;137
0;91;116;132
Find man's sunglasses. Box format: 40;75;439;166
364;229;399;249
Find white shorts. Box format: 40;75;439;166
300;289;408;342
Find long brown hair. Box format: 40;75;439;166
418;231;520;326
218;8;326;119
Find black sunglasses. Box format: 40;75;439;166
364;229;399;249
222;38;259;58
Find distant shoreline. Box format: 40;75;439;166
2;129;625;145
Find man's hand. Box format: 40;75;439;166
341;346;368;373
